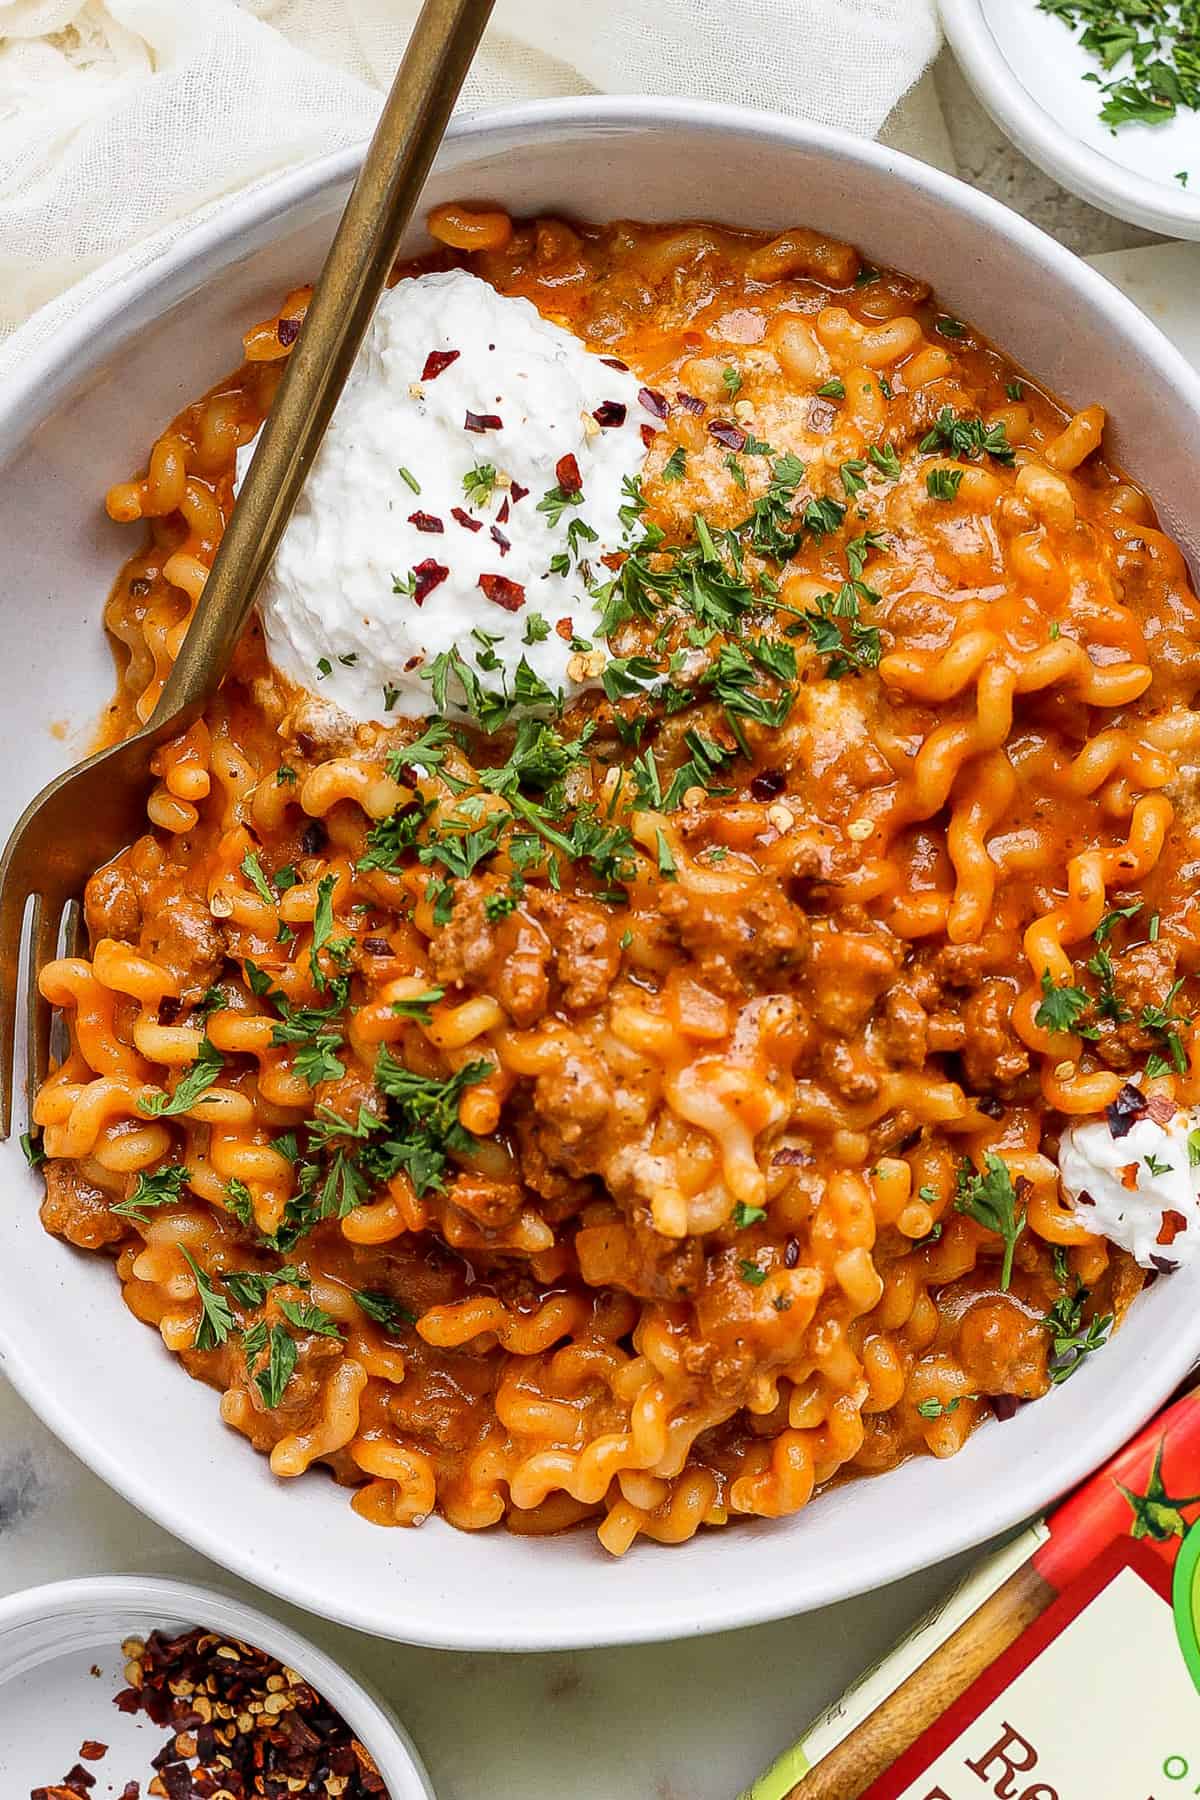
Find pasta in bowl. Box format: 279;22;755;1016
30;199;1200;1557
5;101;1200;1646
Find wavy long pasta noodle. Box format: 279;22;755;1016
32;211;1197;1554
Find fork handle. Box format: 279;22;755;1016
148;0;495;727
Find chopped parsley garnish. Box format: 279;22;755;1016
399;466;421;494
316;656;332;679
354;1289;417;1330
390;987;445;1021
797;584;881;680
224;1178;255;1227
868;443;902;481
462;463;498;506
536;482;584;527
935;316;966;339
954;1152;1026;1291
926;466;964;503
1043;1275;1112;1384
655;829;678;878
732;1201;767;1229
918;407;1014;465
1034;970;1093;1037
738;1258;768;1287
275;765;297;785
1145;1152;1172;1177
916;1396;973;1419
180;1249;236;1350
1006;380;1025;401
1142;976;1191;1075
816;378;845;399
277;1296;343;1339
1086;945;1131;1025
1094;902;1142;942
253;1324;298;1408
112;1162;190;1221
222;1264;306;1309
1039;0;1200;132
523;612;550;644
139;1039;224;1118
240;849;275;906
840;458;868;498
722;366;743;397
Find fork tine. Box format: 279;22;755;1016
61;895;85;960
0;875;30;1142
24;891;58;1142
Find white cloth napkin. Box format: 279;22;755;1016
0;0;940;383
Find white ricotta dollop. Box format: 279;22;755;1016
1058;1104;1200;1268
236;268;656;722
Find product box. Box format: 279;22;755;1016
744;1388;1200;1799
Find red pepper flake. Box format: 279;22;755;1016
408;511;444;533
602;356;630;371
411;559;449;605
509;480;530;503
990;1394;1026;1421
1159;1209;1187;1245
1145;1092;1178;1127
479;573;525;612
464;409;502;433
157;995;182;1026
362;936;394;956
638;386;669;419
1151;1252;1180;1274
490;525;511;556
675;391;705;414
593;400;628;427
1120;1162;1140;1190
496;496;511;524
78;1745;107;1762
555;617;575;642
276;316;300;347
451;506;482;533
708;418;747;451
1106;1081;1149;1138
421;348;460;380
773;1148;809;1168
750;768;785;800
640;423;657;448
119;1787;140;1800
555;452;583;494
783;1234;801;1267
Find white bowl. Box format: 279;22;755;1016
0;1574;432;1796
2;97;1200;1651
942;0;1200;237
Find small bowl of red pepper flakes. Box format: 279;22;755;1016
0;1576;432;1800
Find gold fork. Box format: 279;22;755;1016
0;0;495;1141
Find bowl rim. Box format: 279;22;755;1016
939;0;1200;237
0;1573;434;1796
5;92;1200;1649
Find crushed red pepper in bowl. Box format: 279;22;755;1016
32;1625;389;1800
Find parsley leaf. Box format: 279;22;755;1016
112;1162;190;1221
353;1289;417;1330
139;1039;224;1118
954;1152;1026;1291
254;1324;298;1408
180;1248;236;1349
277;1296;343;1339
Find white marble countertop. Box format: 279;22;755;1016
2;49;1193;1800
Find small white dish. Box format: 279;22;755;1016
942;0;1200;236
0;1574;433;1798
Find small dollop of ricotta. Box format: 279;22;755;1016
1058;1102;1200;1268
237;268;656;722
